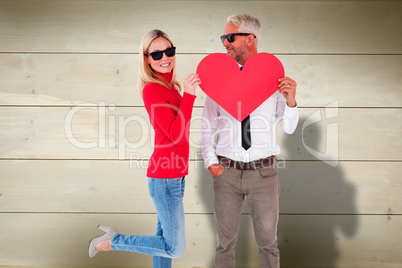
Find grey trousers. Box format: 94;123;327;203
214;160;280;268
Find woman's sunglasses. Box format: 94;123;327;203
147;47;176;61
220;33;256;44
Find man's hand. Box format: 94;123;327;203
208;163;225;177
278;76;297;107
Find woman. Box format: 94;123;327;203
88;29;201;267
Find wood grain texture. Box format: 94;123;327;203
0;160;400;215
1;54;401;107
0;213;400;267
0;0;401;54
0;107;400;160
0;0;401;267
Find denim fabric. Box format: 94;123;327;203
111;177;186;268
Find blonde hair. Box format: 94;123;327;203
138;29;182;97
227;14;261;48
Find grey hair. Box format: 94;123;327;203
227;14;261;48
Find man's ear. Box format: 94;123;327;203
246;35;255;47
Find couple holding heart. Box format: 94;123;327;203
90;13;299;268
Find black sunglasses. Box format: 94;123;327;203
220;33;256;44
146;47;176;61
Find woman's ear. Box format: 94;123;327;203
144;55;149;64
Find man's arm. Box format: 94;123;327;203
201;97;225;177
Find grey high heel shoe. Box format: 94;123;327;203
88;225;119;258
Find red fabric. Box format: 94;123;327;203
142;72;196;178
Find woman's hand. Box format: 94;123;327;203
183;73;201;95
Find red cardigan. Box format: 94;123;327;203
142;72;196;178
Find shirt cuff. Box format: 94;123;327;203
285;102;298;114
183;92;197;101
204;156;219;169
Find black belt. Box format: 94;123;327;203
218;155;275;170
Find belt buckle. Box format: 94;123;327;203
243;162;249;170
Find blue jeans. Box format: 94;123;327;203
111;177;186;268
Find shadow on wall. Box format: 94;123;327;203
278;116;359;267
198;115;359;267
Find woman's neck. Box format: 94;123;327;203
155;71;173;82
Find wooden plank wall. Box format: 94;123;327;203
0;1;401;267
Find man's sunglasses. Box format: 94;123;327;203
220;33;256;44
147;47;176;61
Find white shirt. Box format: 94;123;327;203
201;91;299;168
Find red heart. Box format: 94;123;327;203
196;53;284;121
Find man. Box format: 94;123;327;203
201;14;299;267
